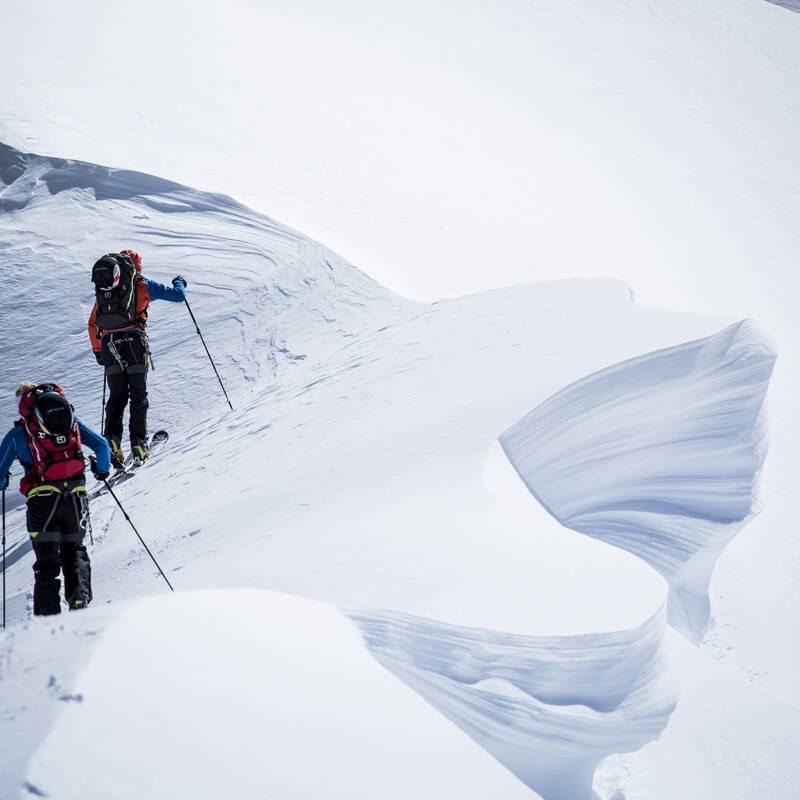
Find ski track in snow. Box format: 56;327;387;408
0;144;779;799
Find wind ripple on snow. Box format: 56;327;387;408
499;320;776;641
0;141;409;421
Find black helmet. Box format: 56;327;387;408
92;254;122;291
34;392;74;436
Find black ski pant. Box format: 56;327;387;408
27;485;92;616
102;332;150;443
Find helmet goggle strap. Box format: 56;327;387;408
35;408;53;435
33;390;74;436
100;264;121;291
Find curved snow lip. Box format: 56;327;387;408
499;320;776;642
0;141;241;214
348;604;675;800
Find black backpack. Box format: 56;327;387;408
92;252;141;331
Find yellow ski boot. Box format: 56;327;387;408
108;437;125;470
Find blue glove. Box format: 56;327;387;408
1;472;9;492
172;275;188;289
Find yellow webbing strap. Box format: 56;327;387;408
27;481;85;539
28;482;86;498
27;486;59;498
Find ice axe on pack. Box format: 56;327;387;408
183;293;234;412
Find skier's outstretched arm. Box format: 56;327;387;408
0;428;18;490
77;419;112;475
144;276;187;303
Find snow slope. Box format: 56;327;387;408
0;0;798;316
594;628;800;800
21;590;537;800
0;144;792;798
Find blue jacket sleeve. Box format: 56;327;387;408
78;419;111;474
0;428;17;490
145;277;186;303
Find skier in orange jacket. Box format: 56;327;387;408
88;249;187;466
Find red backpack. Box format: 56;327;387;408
18;383;85;495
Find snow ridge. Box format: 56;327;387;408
0;142;408;412
0;141;241;213
349;605;674;800
500;321;776;641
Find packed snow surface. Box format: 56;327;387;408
22;590;536;800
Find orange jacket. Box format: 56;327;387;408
88;250;186;352
87;279;150;353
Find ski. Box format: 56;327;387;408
89;430;169;499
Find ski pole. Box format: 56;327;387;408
184;297;234;411
101;369;107;434
2;482;6;629
103;480;174;592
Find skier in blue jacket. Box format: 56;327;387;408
0;382;111;615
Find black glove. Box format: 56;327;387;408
94;351;103;366
89;456;110;482
172;275;188;289
0;471;9;492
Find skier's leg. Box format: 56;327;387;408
32;542;62;615
105;371;129;442
61;543;92;609
102;338;128;442
28;495;63;616
61;494;92;610
126;334;150;447
128;369;149;447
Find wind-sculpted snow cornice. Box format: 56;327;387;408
348;605;675;800
500;320;776;642
0;141;241;214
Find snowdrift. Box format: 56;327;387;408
350;605;674;800
500;321;776;642
21;590;535;800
